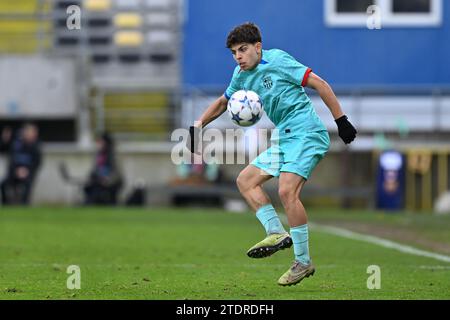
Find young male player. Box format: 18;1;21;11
188;22;357;286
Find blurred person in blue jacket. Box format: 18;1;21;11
0;123;42;205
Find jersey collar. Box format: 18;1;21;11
260;50;268;64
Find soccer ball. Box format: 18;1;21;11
227;90;264;127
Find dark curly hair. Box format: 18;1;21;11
226;22;262;48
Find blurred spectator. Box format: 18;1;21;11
0;123;42;205
83;132;123;205
170;154;225;207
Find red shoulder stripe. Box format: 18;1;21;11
301;68;312;87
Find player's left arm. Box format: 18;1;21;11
305;72;357;144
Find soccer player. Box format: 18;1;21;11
188;22;357;286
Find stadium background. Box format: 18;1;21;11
1;0;449;210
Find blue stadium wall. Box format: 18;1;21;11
182;0;450;89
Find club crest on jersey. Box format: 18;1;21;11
262;76;273;89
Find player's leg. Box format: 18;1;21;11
279;173;311;266
237;164;292;258
276;131;330;286
236;164;273;211
277;172;315;286
279;172;308;226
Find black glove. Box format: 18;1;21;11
187;126;202;154
335;115;357;144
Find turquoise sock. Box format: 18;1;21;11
291;224;311;265
256;204;286;235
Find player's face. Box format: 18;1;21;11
230;42;262;71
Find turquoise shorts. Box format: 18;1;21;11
251;130;330;180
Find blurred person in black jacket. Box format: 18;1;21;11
0;123;42;205
83;132;123;205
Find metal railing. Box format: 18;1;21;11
180;85;450;134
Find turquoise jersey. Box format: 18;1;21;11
224;49;326;136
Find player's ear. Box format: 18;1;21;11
255;42;262;54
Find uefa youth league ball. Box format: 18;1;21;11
227;90;264;127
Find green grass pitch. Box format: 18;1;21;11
0;207;449;300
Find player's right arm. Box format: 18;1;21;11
194;95;228;129
187;66;240;154
194;65;239;130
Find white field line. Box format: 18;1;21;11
418;265;450;270
279;215;450;263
